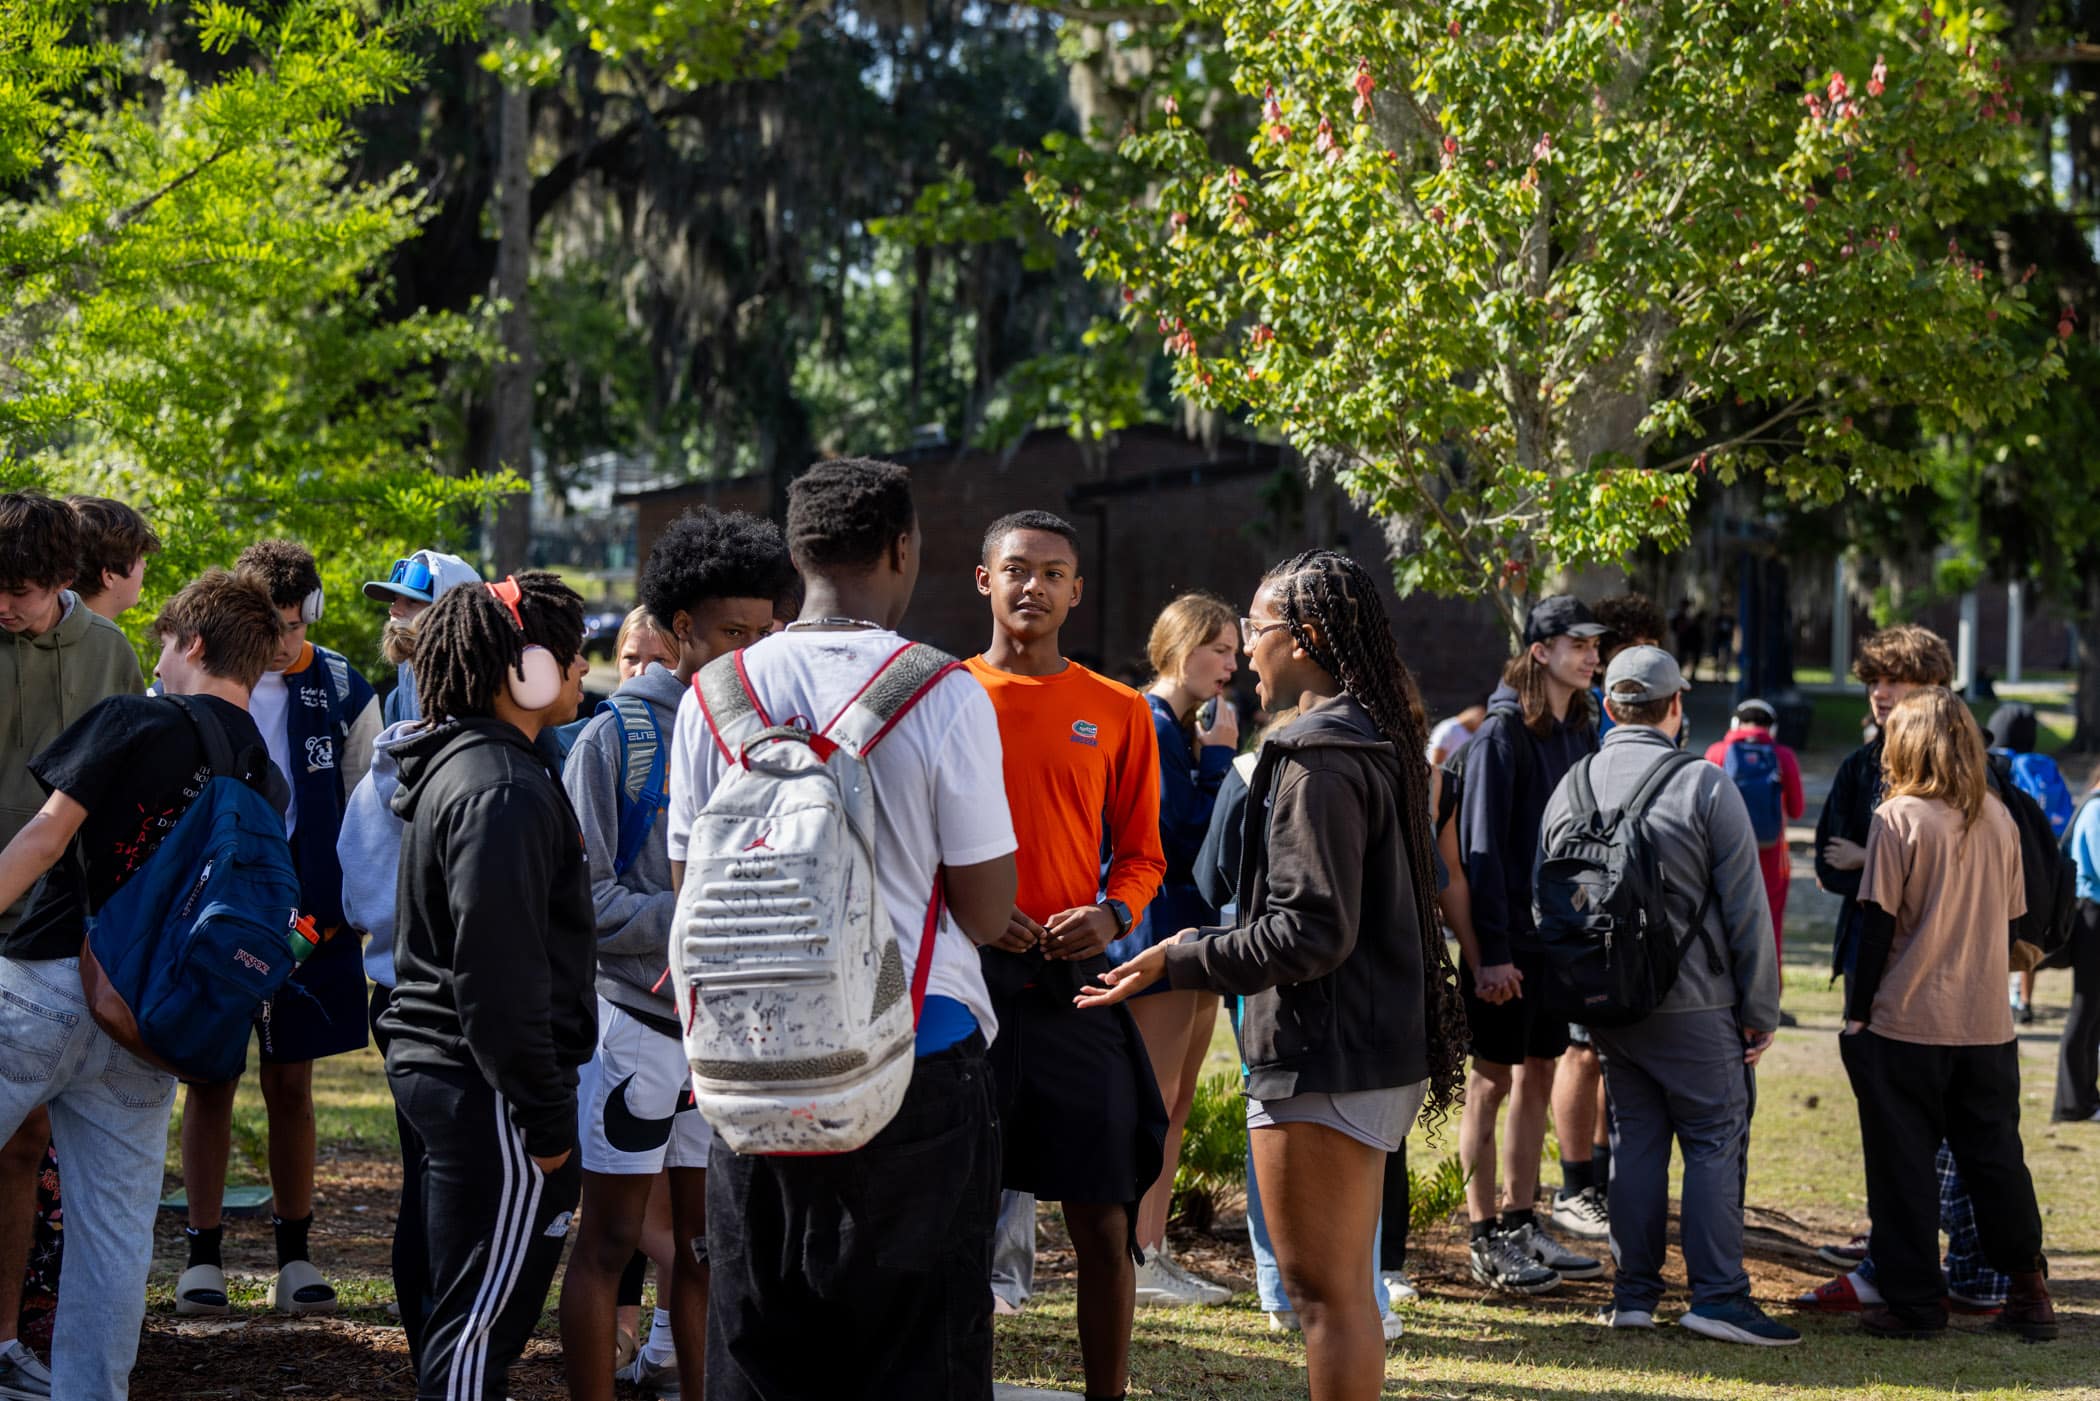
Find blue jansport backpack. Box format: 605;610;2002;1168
78;697;305;1083
1722;738;1785;847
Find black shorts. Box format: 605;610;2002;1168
706;1036;999;1401
987;982;1166;1205
255;929;370;1064
1460;949;1571;1067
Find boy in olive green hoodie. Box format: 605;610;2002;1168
0;490;145;1398
2;492;147;935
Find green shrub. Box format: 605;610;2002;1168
1407;1152;1470;1236
1172;1070;1248;1232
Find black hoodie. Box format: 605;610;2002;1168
1161;693;1429;1100
377;717;596;1157
1457;681;1597;966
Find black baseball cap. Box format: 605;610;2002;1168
1523;595;1608;647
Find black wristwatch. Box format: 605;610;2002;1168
1104;898;1134;937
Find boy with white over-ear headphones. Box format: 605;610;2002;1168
173;540;385;1323
375;570;596;1399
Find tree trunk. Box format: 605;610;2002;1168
488;0;535;574
2073;569;2100;753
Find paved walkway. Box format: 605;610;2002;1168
994;1388;1070;1399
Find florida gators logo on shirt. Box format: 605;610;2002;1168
1070;719;1099;747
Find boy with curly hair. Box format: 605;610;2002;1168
558;508;797;1401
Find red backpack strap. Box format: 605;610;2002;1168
911;869;945;1023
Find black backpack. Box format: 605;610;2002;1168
1988;756;2076;970
1533;749;1724;1028
1439;697;1527;837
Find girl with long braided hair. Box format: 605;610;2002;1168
1079;549;1465;1401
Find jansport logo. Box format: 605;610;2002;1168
1070;720;1099;747
233;949;272;977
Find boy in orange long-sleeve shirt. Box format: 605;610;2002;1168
969;510;1166;1401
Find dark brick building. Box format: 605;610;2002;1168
620;425;1512;717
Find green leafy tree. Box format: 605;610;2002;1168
1030;0;2066;634
0;0;513;666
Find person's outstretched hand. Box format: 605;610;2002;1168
1074;932;1188;1008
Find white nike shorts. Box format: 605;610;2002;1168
578;996;713;1175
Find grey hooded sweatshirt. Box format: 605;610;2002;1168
3;594;144;932
560;662;686;1034
337;718;424;988
1534;723;1781;1030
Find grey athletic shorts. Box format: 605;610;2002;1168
1246;1079;1428;1154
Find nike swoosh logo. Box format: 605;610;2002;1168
603;1073;693;1154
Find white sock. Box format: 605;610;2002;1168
1848;1269;1884;1305
641;1308;676;1364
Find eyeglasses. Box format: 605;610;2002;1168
1240;618;1289;647
386;557;434;595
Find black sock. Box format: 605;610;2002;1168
1500;1207;1535;1233
1561;1157;1595;1198
1470;1218;1498;1242
1084;1394;1127;1400
1593;1143;1612;1190
186;1225;224;1270
272;1213;313;1268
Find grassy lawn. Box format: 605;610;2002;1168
987;962;2099;1398
1792;689;2078;760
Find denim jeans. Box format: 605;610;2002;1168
1244;1140;1388;1318
989;1189;1036;1309
0;957;175;1399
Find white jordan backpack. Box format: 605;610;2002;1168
672;642;961;1154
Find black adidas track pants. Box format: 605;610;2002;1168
388;1060;583;1401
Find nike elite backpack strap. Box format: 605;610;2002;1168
602;694;668;877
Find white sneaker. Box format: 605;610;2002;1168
1133;1253;1215;1308
1266;1309;1300;1333
615;1351;681;1398
1382;1309;1404;1342
1382;1269;1418;1306
1157;1250;1231;1306
1550;1187;1611;1240
1595;1304;1656;1329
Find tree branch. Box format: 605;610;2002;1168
1651;395;1813;471
100;146;232;240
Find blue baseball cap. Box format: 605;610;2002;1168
362;550;482;606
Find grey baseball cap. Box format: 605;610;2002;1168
1603;644;1691;704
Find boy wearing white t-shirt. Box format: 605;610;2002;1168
666;458;1019;1401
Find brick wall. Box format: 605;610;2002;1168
623;427;1517;722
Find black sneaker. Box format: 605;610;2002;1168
1507;1219;1605;1280
1469;1231;1561;1296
